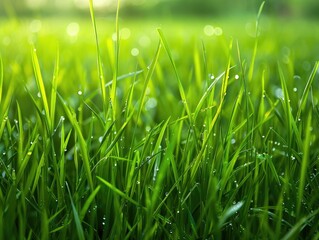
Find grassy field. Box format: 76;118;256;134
1;3;319;239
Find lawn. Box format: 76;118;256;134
0;3;319;239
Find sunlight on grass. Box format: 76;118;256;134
0;1;319;239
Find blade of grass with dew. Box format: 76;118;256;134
296;111;312;217
79;185;101;221
124;69;141;121
278;64;294;154
97;176;142;207
59;120;72;192
190;39;233;181
248;1;265;81
193;66;235;121
16;134;39;184
100;112;132;157
237;40;253;154
110;0;121;119
221;88;244;173
0;75;14;138
83;69;143;105
31;48;52;132
16;102;24;166
151;119;181;215
65;182;85;240
58;94;94;190
88;0;107;112
157;29;192;123
296;61;319;120
218;201;244;229
136;41;161;124
50;48;59;128
150;119;171;184
144;124;177;237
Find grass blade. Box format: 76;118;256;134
296;111;312;217
79;185;101;221
88;0;107;111
157;29;192;123
31;48;51;132
248;1;265;81
58;94;94;190
296;61;319;120
218;201;244;229
65;182;85;240
97;176;142;207
136;41;161;124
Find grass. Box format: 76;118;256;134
1;3;319;239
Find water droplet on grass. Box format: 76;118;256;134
77;90;82;95
145;98;157;111
275;87;283;99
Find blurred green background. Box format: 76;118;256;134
1;0;319;18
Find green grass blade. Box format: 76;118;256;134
218;201;244;229
65;182;85;240
248;1;265;81
190;40;233;181
58;94;94;190
136;42;161;124
278;63;293;150
157;29;192;123
16;102;24;165
193;66;235;120
16;134;39;184
88;0;107;111
31;48;51;132
296;61;319;120
296;111;312;217
50;48;59;128
79;185;101;221
110;0;121;118
97;176;142;207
